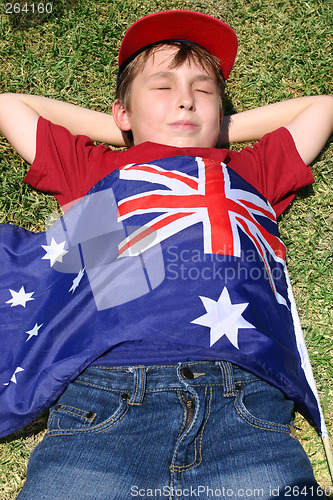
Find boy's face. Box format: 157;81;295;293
113;46;222;148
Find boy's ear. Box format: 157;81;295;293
112;99;131;131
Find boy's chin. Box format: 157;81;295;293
133;136;218;149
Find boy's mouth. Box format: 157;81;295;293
169;120;199;130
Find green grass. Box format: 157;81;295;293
0;0;332;497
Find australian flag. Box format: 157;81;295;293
0;155;327;439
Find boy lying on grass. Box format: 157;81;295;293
0;10;332;500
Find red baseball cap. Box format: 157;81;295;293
118;10;238;81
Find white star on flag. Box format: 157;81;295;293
26;323;44;342
191;287;255;348
41;237;68;267
69;268;85;293
5;286;35;308
4;367;24;386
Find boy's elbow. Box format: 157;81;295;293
311;95;333;120
316;95;333;132
0;93;26;129
324;94;333;119
285;95;333;165
0;93;15;133
0;93;38;165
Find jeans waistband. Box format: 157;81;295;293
76;361;260;404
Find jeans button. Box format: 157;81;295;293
182;367;194;380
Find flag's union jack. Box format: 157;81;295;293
118;157;287;305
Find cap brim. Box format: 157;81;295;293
118;10;238;80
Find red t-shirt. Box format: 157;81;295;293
25;117;314;217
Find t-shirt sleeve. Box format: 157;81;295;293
234;127;314;217
24;117;113;207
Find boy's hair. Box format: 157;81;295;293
115;41;226;146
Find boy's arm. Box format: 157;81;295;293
220;95;333;165
0;93;125;165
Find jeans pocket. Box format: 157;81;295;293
46;383;130;436
233;378;293;434
48;404;97;431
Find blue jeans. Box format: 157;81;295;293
18;361;325;499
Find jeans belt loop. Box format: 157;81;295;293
216;361;235;397
129;366;147;405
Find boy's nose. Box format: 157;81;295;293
177;89;196;111
179;102;195;111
